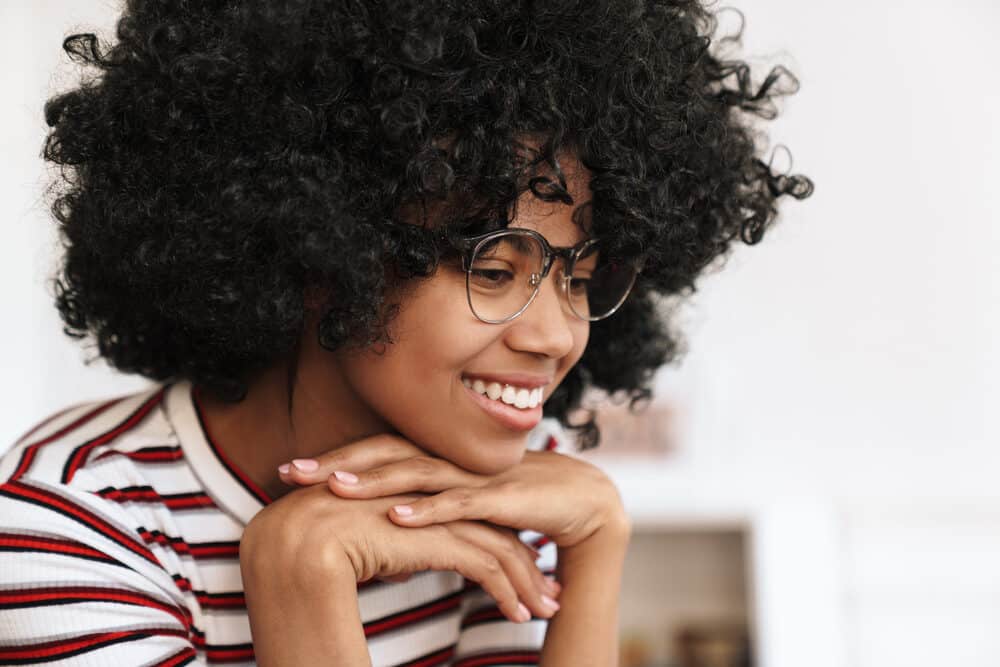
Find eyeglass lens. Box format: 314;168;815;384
467;232;637;322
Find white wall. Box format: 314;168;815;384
587;2;1000;666
3;2;998;666
1;1;151;443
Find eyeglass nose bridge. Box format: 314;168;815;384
533;244;579;283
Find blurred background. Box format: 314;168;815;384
2;1;997;666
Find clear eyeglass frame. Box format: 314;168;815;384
453;227;645;324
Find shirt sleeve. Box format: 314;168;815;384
0;477;202;666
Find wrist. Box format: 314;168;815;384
561;509;631;564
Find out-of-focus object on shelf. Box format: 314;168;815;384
673;621;752;667
619;632;658;667
587;394;683;459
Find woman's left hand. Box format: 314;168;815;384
277;434;628;550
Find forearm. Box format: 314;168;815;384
539;516;631;667
241;545;372;666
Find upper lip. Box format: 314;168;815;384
461;372;553;389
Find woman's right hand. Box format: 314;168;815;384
239;481;560;624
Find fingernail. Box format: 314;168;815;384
332;470;358;484
393;505;413;516
277;463;291;474
541;594;560;612
516;602;532;623
292;458;318;472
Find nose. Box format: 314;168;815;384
504;264;578;358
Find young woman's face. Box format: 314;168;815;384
329;160;592;475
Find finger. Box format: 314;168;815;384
278;433;425;485
446;522;560;619
389;486;527;531
417;525;533;624
327;456;487;499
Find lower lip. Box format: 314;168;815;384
462;381;543;432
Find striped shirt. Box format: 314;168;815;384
0;380;565;666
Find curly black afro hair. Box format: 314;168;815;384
43;0;813;449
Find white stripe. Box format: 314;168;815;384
0;603;188;646
194;611;252;645
454;617;548;657
358;570;464;624
0;551;175;605
366;609;461;667
172;507;244;543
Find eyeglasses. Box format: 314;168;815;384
453;227;644;324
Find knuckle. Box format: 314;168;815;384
495;479;524;496
494;535;519;560
321;450;349;471
380;433;419;456
480;553;502;576
453;487;474;509
411;456;438;479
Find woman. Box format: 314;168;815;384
0;0;812;665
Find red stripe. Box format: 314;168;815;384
0;628;188;662
151;646;197;667
364;592;462;637
530;535;552;550
10;397;125;482
0;481;162;567
163;493;215;510
96;486;216;511
545;435;559;451
94;446;184;463
460;605;505;628
138;528;193;557
188;541;240;559
0;585;190;631
453;652;541;666
0;532;117;563
195;591;245;610
63;388;167;484
204;644;255;662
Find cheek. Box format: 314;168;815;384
548;321;589;399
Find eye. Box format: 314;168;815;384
568;276;590;295
469;267;515;288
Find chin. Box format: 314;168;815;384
455;441;528;476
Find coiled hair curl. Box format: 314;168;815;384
43;0;813;449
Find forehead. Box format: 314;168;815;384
509;153;593;248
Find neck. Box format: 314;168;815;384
195;327;391;502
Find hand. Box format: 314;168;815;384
242;476;561;624
278;433;629;551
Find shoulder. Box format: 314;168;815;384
0;383;175;487
0;382;202;613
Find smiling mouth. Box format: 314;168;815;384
462;377;544;410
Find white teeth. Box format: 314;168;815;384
463;377;544;410
514;388;530;409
